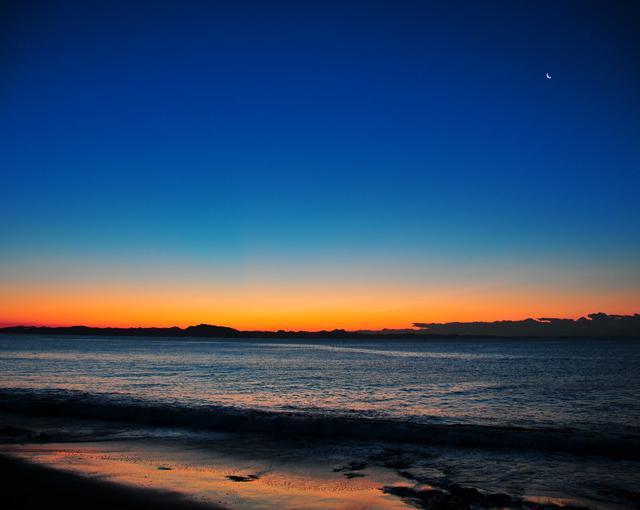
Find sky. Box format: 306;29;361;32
1;0;639;330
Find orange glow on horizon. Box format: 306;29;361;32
1;281;637;331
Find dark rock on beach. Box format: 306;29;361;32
382;485;471;510
381;484;591;510
225;474;259;482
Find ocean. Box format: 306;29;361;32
1;335;639;440
1;334;640;509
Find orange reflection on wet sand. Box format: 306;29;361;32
1;441;409;510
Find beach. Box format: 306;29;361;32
0;453;223;510
1;410;633;510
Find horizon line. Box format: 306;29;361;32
1;311;639;334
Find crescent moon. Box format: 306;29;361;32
546;73;552;79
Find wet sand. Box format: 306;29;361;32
0;412;637;510
0;454;224;510
0;439;408;510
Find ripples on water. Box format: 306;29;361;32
0;335;639;434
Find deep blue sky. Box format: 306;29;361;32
1;1;639;328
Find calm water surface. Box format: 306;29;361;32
0;335;639;434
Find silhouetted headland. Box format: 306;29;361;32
1;313;638;339
413;312;640;337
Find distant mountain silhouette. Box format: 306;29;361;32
0;324;240;338
1;313;638;339
183;324;240;337
413;313;640;337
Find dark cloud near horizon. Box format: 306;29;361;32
413;313;640;337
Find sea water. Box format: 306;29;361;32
0;335;638;436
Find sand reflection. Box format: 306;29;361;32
1;440;409;510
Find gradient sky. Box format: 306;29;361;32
1;0;639;330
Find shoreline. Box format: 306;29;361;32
1;411;638;510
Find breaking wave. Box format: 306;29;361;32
1;388;638;459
